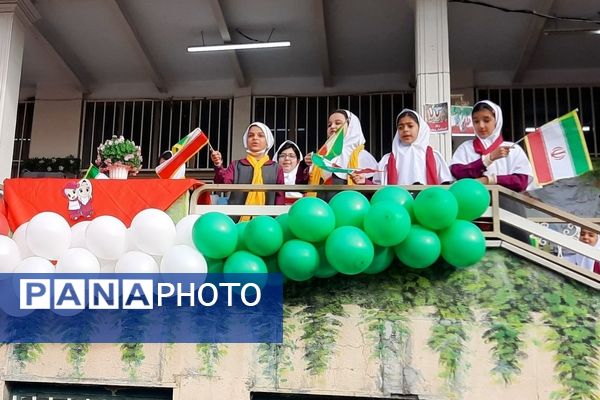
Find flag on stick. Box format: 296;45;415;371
84;164;108;179
311;153;380;175
524;110;593;186
156;128;209;179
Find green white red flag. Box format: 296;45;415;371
524;111;593;186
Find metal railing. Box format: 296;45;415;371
190;184;600;289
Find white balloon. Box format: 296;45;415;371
175;214;200;248
99;258;116;274
115;251;159;273
70;221;90;249
160;245;207;274
125;228;139;251
26;212;71;260
130;209;176;256
0;236;21;273
14;257;55;274
12;222;34;258
85;216;127;260
12;257;55;297
56;248;100;274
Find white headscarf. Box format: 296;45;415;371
330;110;377;180
242;122;275;156
274;140;303;186
450;100;534;188
375;109;452;185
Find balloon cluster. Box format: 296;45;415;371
191;179;490;281
0;209;210;281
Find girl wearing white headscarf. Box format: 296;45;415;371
374;109;453;185
211;122;284;210
565;227;600;274
301;110;378;201
450;100;534;192
274;140;305;203
303;109;377;179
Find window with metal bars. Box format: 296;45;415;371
7;381;172;400
476;87;599;156
252;93;415;160
79;98;232;171
12;101;35;178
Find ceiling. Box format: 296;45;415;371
16;0;600;99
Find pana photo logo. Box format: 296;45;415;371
20;277;262;310
0;273;283;343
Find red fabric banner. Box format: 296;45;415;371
3;178;203;231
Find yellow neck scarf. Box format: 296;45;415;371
240;154;269;222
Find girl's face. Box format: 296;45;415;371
278;148;299;173
327;112;347;137
472;109;496;139
397;115;419;145
246;126;267;154
579;228;599;246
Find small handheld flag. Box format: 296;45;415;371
156;128;209;179
524;110;593;186
84;164;108;179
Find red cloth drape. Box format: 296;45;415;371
3;178;203;231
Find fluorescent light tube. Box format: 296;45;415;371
187;41;290;52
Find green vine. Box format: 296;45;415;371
120;343;145;379
12;343;43;369
195;344;227;377
257;305;297;386
427;264;477;397
287;279;348;376
543;284;599;400
477;256;531;383
65;343;90;378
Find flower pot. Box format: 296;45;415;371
108;165;130;179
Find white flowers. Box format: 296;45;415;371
95;134;143;176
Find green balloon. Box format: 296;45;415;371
329;190;371;227
275;213;295;242
394;225;441;269
325;226;374;275
223;250;268;288
243;216;283;256
223;250;268;274
288;197;336;242
439;220;486;268
314;243;338;278
371;186;414;217
449;178;491;221
236;222;248;251
363;201;411;247
413;187;458;230
192;212;238;259
206;257;224;273
363;245;395;274
277;240;319;281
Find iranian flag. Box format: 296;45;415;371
156;128;209;179
524;111;593;186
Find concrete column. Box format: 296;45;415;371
415;0;452;160
230;86;251;161
0;1;38;181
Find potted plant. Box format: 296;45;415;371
95;135;142;179
21;156;81;177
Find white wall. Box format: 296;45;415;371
28;84;82;157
